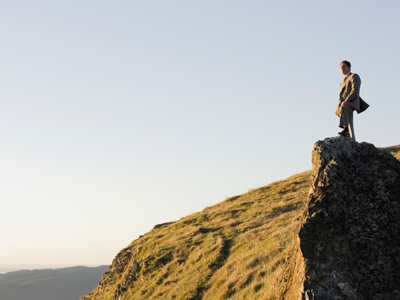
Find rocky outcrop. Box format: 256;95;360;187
86;245;136;300
276;137;400;300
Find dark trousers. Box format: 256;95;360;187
338;102;356;140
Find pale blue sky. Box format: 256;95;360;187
1;1;399;266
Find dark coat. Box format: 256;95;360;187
335;72;369;116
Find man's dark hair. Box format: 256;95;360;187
341;60;351;68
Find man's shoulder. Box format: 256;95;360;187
348;73;361;83
349;72;360;79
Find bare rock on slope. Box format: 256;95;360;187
276;137;400;300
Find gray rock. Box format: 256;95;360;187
276;137;400;300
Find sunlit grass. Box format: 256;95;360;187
392;151;400;161
80;144;400;300
82;171;312;300
380;144;400;161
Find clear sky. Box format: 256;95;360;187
1;1;400;266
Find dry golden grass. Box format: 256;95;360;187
392;151;400;161
81;143;399;300
380;144;400;152
83;171;312;300
380;144;400;161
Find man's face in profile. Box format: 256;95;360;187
340;62;350;76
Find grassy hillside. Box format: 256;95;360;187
83;171;312;300
83;146;400;300
0;266;109;300
381;144;400;160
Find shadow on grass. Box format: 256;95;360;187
190;238;234;300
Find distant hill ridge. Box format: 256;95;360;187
82;139;400;300
0;265;109;300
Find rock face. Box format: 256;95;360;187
276;137;400;300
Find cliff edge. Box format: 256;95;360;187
83;138;400;300
276;137;400;300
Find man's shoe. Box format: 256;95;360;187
338;129;350;137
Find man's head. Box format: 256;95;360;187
340;60;351;76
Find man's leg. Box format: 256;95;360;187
347;110;355;140
338;103;356;140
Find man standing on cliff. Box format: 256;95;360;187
336;60;369;140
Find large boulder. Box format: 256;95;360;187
276;137;400;300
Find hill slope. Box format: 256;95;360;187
83;171;312;300
84;140;400;300
0;266;109;300
381;144;400;160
